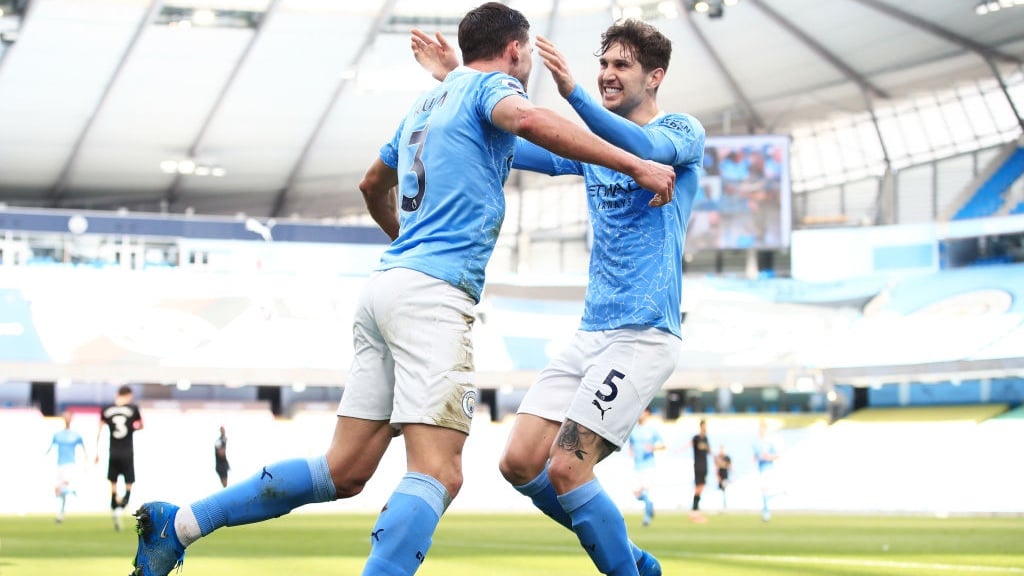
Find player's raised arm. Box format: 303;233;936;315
490;95;674;206
411;29;459;81
535;35;577;99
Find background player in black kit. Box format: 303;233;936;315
214;426;230;488
714;444;732;509
690;419;710;523
96;385;143;531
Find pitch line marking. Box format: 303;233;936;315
690;552;1024;573
450;541;1024;573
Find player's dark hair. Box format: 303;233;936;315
597;19;672;73
118;384;132;396
458;2;530;64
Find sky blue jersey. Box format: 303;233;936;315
512;87;705;337
377;67;526;303
49;428;84;466
754;437;777;472
628;422;663;471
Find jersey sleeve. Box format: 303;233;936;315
478;72;529;123
379;117;405;169
565;84;704;166
512;138;584;176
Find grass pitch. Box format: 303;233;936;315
1;511;1022;575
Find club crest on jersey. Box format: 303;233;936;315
462;390;477;418
499;78;527;96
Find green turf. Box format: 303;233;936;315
2;511;1022;575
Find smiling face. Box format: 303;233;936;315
597;41;654;119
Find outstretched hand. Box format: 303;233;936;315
535;35;576;99
410;29;459;82
635;161;675;207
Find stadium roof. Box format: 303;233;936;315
0;0;1022;220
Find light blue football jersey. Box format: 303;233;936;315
580;113;701;338
50;428;84;466
628;422;663;471
377;67;526;302
512;112;704;337
754;437;778;472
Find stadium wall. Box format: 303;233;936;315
9;407;1024;518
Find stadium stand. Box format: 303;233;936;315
953;146;1024;220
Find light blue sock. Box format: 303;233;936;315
517;466;646;566
558;479;638;576
637;492;653;521
191;456;335;536
362;472;450;576
514;465;572;528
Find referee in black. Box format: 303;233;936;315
690;419;711;523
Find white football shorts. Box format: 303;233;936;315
337;267;477;434
517;327;680;448
633;467;657;492
56;463;77;487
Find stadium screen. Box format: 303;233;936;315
688;134;792;252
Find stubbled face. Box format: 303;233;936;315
597;41;650;117
511;37;534;91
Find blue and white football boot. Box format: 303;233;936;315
131;502;186;576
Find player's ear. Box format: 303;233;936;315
507;39;521;65
647;67;665;91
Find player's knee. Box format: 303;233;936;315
499;439;550;486
545;456;591;493
328;464;375;499
498;451;538;487
497;454;519;485
436;470;464;499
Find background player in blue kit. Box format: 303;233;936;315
412;17;704;576
47;410;86;523
129;4;674;576
627;406;665;527
754;419;781;521
97;384;143;531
